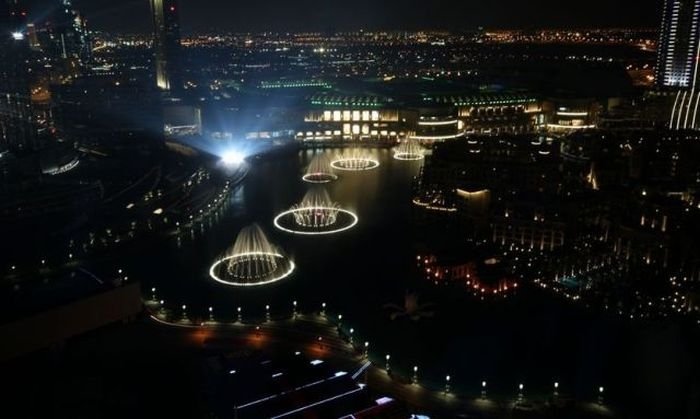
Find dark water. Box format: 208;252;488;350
117;148;698;418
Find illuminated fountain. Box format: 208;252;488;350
330;149;380;171
209;224;295;286
274;188;358;235
302;154;338;183
393;138;425;161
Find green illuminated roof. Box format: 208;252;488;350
308;93;386;108
423;94;537;107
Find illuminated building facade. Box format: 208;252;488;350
299;95;404;141
299;93;543;142
150;0;182;93
453;94;541;134
0;0;37;151
415;94;541;138
656;0;700;88
544;99;600;132
412;107;463;141
163;104;202;137
656;0;700;129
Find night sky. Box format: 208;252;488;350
47;0;662;33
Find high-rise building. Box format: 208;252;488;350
0;0;37;151
656;0;700;88
36;1;92;69
150;0;182;93
656;0;700;129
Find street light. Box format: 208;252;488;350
237;306;242;323
445;375;451;394
293;300;297;318
265;304;270;321
481;381;487;398
554;381;559;397
518;383;524;401
413;366;418;384
364;341;369;358
151;287;157;301
349;328;354;344
337;314;343;329
385;354;391;372
321;302;326;316
209;306;214;321
181;304;187;319
598;386;605;404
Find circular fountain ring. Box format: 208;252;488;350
330;157;380;171
209;251;296;287
274;207;358;235
302;172;339;184
393;152;425;161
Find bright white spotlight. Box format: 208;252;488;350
221;151;244;166
11;32;24;41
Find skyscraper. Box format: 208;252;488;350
657;0;700;88
35;1;92;69
656;0;700;129
0;0;37;151
150;0;182;93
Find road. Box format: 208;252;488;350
148;308;616;419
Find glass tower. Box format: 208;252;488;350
657;1;700;129
657;0;700;88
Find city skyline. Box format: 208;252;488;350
20;0;666;33
1;1;699;418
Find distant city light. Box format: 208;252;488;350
11;32;24;41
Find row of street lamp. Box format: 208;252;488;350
151;296;607;403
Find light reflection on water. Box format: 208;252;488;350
121;148;688;413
